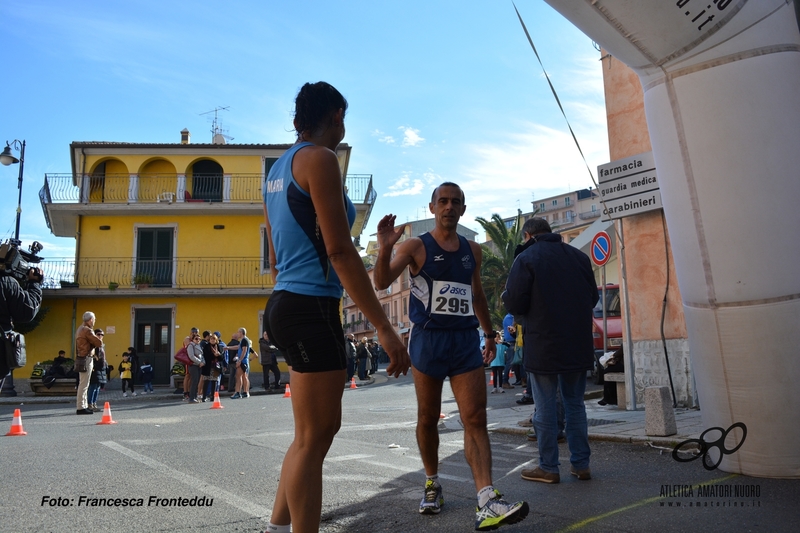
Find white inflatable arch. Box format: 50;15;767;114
543;0;800;477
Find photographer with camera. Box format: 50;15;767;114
0;262;43;383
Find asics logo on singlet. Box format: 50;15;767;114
438;284;467;296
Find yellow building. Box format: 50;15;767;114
27;130;375;388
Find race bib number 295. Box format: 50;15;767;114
431;280;474;317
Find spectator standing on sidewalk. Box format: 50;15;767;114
225;333;239;394
186;333;204;403
344;334;357;383
140;359;154;394
260;331;281;391
503;217;598;484
355;337;370;380
119;352;136;397
75;312;102;415
489;332;505;394
87;329;107;411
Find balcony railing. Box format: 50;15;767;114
39;257;273;290
579;210;602;220
41;173;377;206
41;173;265;204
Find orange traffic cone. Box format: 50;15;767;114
210;391;224;409
283;384;291;398
350;377;358;389
5;408;27;436
97;402;118;425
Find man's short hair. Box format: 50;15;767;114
82;311;95;322
202;330;210;338
522;217;551;236
431;181;465;204
58;350;66;355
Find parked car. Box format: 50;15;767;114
591;284;622;384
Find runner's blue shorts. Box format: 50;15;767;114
408;326;483;380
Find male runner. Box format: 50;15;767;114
374;182;529;531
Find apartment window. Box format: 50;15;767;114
565;197;571;206
135;227;174;287
552;212;559;221
264;157;279;178
539;203;545;211
552;199;558;207
403;297;408;316
591;204;597;212
505;220;514;229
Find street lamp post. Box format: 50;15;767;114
0;139;25;243
0;139;25;397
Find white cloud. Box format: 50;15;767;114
383;173;426;197
400;127;425;147
372;129;395;144
458;117;609;221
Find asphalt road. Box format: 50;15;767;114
1;374;797;533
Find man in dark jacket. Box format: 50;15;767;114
503;217;599;484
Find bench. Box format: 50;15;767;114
603;372;626;409
29;377;78;396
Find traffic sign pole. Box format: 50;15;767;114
591;231;613;357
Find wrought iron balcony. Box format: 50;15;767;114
579;210;602;220
40;172;377;205
40;173;265;204
39;172;377;237
39;257;274;291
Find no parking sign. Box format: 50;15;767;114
591;231;612;267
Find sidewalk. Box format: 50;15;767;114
482;400;704;448
0;374;376;406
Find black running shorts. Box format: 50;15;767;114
264;290;347;373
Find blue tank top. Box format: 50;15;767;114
409;232;480;330
263;142;356;298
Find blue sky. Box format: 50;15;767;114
0;0;608;258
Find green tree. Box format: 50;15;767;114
475;210;529;327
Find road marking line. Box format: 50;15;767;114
100;441;272;518
327;454;375;462
556;473;739;532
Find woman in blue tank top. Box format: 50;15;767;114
262;82;410;533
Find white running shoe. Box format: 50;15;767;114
474;490;529;531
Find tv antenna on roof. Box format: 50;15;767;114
200;106;234;144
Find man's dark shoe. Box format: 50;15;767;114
570;467;592;480
76;409;94;415
516;397;534;405
521;467;560;484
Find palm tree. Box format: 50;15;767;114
475;211;526;328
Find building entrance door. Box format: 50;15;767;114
134;308;172;385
